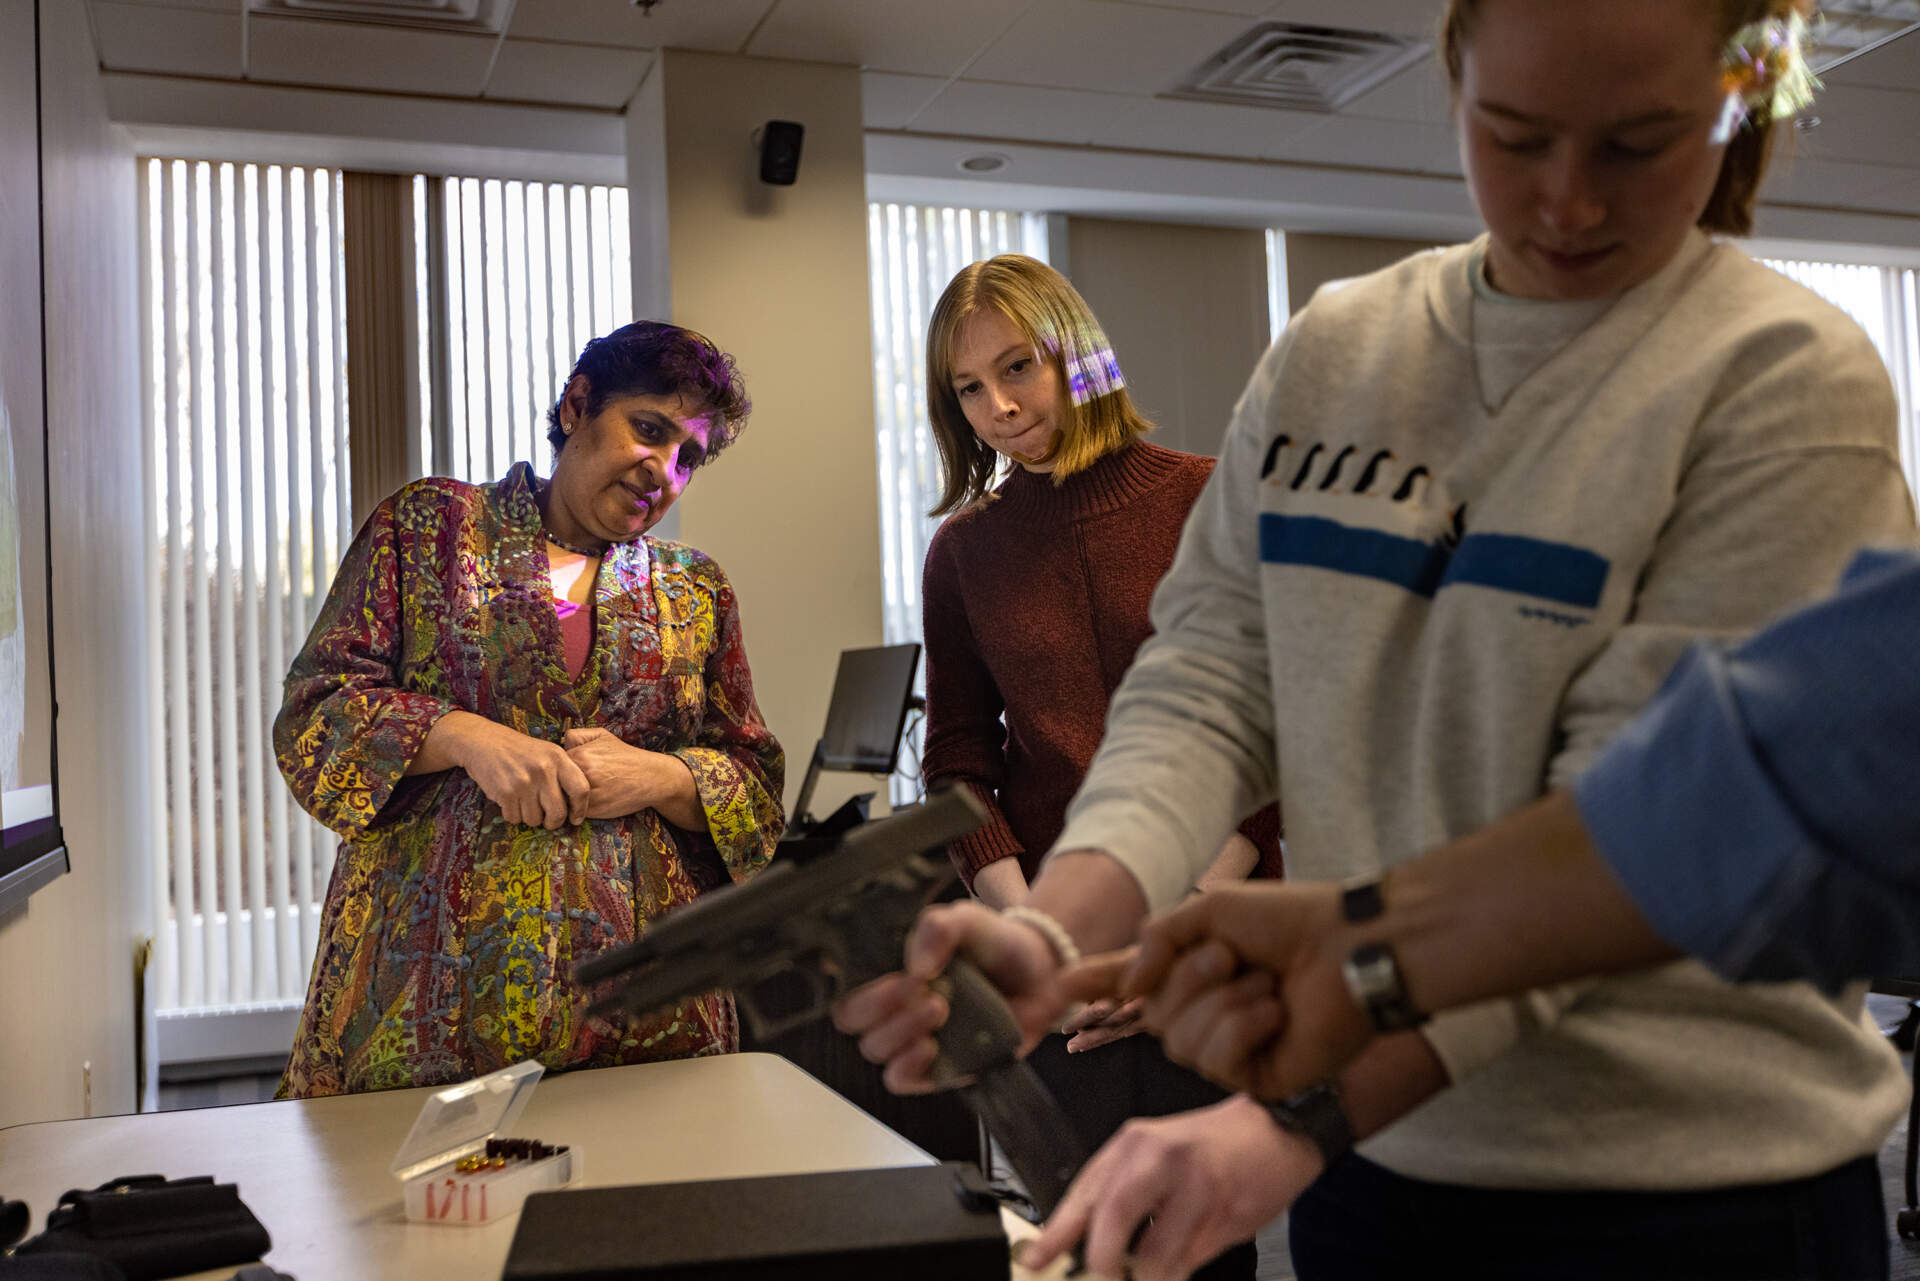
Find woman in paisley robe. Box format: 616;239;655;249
275;321;784;1097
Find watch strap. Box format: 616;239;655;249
1263;1082;1353;1170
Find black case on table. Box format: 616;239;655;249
500;1162;1009;1280
8;1175;269;1281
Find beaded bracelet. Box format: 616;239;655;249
1002;904;1082;970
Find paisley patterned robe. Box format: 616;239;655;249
275;462;784;1097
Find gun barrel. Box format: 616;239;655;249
585;947;743;1022
575;789;988;990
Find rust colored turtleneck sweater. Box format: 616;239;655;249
921;440;1282;889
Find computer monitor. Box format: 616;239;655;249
818;644;922;772
792;643;921;831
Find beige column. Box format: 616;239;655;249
631;52;886;821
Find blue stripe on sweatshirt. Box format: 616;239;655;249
1443;531;1609;608
1259;515;1608;608
1258;514;1450;595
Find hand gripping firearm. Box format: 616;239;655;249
574;787;1089;1216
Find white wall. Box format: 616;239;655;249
1284;231;1448;315
0;0;149;1127
1065;216;1270;458
636;52;889;823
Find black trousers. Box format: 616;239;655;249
1289;1152;1888;1281
1025;1033;1258;1281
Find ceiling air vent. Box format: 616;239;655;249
1166;22;1430;113
247;0;511;35
1806;1;1920;74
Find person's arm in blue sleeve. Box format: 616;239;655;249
1574;546;1920;990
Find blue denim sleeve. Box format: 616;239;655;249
1573;548;1920;990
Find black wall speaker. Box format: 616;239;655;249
758;120;805;186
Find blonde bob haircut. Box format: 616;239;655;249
924;254;1153;517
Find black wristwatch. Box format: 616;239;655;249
1262;1082;1354;1169
1340;878;1429;1033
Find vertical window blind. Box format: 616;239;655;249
866;203;1046;803
140;159;350;1017
427;176;632;483
1266;228;1289;343
141;164;633;1041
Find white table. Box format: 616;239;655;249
0;1052;1085;1280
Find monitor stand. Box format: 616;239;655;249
787;739;874;842
791;739;828;832
806;793;873;841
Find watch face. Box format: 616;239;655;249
1343;941;1428;1032
1348;945;1396;995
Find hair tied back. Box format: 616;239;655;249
1713;10;1821;144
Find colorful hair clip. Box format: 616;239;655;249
1064;346;1126;406
1713;11;1821;143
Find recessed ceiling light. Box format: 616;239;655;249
958;153;1009;174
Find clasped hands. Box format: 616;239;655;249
1063;881;1376;1101
832;882;1380;1281
456;715;673;828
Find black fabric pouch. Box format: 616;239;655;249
12;1175;270;1281
0;1252;127;1281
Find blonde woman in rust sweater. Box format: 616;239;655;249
917;255;1280;1281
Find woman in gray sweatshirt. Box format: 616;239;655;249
838;0;1915;1277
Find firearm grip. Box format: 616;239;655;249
930;957;1025;1081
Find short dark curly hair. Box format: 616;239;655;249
547;321;751;463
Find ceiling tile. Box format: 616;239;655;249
1861;169;1920;217
1268;112;1457;173
506;0;776;53
1787;85;1920;169
1116;93;1322;157
1092;0;1274;15
91;0;235;11
1760;156;1918;210
1335;52;1449;124
249;16;496;94
1822;27;1920;93
747;0;1031;77
968;0;1255;96
1265;0;1440;39
485;38;650;108
91;1;242;77
861;71;949;130
908;79;1142;149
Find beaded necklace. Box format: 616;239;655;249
536;478;623;559
543;528;610;559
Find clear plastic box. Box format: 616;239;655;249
391;1060;583;1227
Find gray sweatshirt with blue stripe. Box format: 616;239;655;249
1054;231;1915;1189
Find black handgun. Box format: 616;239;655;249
575;788;1089;1216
